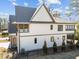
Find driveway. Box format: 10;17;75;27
35;51;79;59
18;50;79;59
0;42;10;49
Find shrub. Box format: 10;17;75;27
43;41;48;55
21;48;25;55
69;41;74;49
53;41;57;53
61;41;66;51
76;40;79;49
2;33;9;37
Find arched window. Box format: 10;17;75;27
62;36;65;41
50;25;53;30
51;36;54;42
34;38;37;44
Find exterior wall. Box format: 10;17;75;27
18;23;75;35
31;6;52;22
19;34;67;52
29;23;75;34
14;5;77;53
17;23;75;53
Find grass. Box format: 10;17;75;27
0;40;9;43
0;34;2;37
0;52;3;59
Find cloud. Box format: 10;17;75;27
64;6;72;16
53;8;63;13
9;0;16;2
38;0;61;5
0;12;9;15
47;0;61;4
24;2;28;6
38;0;43;4
65;6;69;10
12;2;18;6
9;0;18;6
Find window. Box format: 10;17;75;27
19;24;23;29
62;36;65;41
34;38;37;44
50;25;53;30
67;34;74;39
19;24;29;33
58;25;63;31
65;25;75;31
19;24;24;32
51;36;54;42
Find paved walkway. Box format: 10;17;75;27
18;50;79;59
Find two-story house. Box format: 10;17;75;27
10;4;77;53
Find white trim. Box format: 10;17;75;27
20;33;74;37
12;22;30;24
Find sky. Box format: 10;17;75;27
0;0;70;15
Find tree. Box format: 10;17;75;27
53;39;57;53
20;48;25;55
64;0;79;21
0;18;2;32
61;38;66;52
43;41;48;55
70;0;79;15
75;23;79;48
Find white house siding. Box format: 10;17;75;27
29;23;75;34
16;4;76;53
31;6;53;22
18;34;67;52
16;23;75;53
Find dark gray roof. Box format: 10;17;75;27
8;15;17;33
15;6;36;22
9;6;36;33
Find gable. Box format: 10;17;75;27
31;5;54;22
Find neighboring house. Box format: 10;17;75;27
8;15;17;48
10;4;77;53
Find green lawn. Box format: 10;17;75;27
0;40;9;43
0;53;3;59
0;34;2;37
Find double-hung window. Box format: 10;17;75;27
65;25;75;31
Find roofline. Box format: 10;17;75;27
55;22;76;24
20;33;74;37
9;33;16;36
30;4;55;23
15;5;36;9
12;22;30;24
43;4;55;23
12;21;77;24
31;4;43;20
